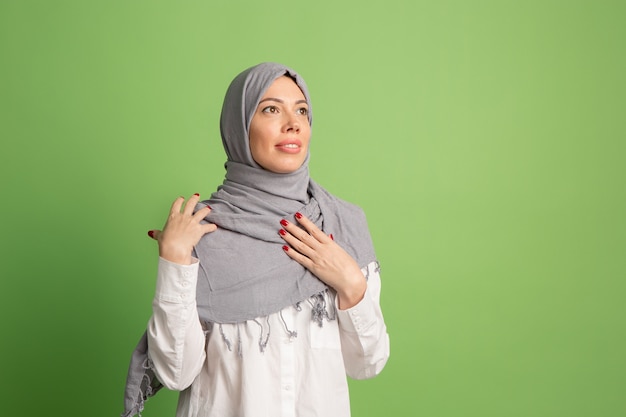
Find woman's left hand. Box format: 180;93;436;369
279;213;366;309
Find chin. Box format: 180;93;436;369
260;157;307;174
265;162;305;174
268;166;300;174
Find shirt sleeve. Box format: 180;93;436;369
336;261;390;380
147;257;207;391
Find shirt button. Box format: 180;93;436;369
284;385;292;391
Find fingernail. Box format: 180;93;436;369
279;229;287;236
206;204;212;209
194;193;200;196
295;212;303;219
330;233;334;241
282;245;289;252
280;219;289;227
147;230;154;238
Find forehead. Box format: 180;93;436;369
261;76;306;100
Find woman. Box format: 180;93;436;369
122;62;389;417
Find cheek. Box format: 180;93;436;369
248;127;277;167
248;133;263;165
249;124;269;151
302;127;312;149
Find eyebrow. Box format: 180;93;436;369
258;98;308;105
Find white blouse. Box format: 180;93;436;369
147;257;390;417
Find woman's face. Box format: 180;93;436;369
249;76;311;174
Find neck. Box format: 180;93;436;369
224;161;310;203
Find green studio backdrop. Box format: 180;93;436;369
1;1;625;416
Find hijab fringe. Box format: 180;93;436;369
121;344;162;417
214;289;337;356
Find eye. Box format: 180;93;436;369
297;107;309;116
262;106;279;114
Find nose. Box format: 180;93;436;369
283;113;300;133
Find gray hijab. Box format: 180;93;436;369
121;62;376;416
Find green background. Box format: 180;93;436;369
1;1;624;416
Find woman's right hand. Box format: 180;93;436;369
147;193;217;265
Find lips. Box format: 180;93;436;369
275;139;302;153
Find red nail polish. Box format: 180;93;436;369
279;229;287;236
330;233;334;241
280;219;289;227
295;212;303;219
194;193;200;196
282;245;289;251
147;230;154;238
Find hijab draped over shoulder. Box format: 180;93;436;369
194;62;376;323
122;62;377;417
